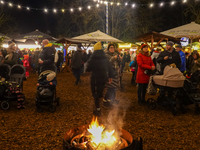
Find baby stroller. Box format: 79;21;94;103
147;66;185;115
35;65;59;113
0;64;26;110
176;72;200;114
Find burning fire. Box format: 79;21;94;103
87;117;117;148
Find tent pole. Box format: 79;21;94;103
106;3;109;35
190;38;193;53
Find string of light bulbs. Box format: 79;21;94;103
0;0;195;13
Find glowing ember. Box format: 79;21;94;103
87;117;117;148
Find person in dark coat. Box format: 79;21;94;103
103;43;121;107
87;42;113;116
185;52;194;74
2;42;20;66
71;44;83;85
38;39;55;73
87;50;93;60
157;41;181;74
123;51;131;72
136;44;155;104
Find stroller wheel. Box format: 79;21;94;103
171;106;177;116
147;98;156;110
36;105;43;113
49;105;56;112
1;101;10;110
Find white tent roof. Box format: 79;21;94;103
161;22;200;39
72;30;123;42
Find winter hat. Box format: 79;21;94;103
141;44;148;50
23;55;29;60
94;42;102;51
166;41;174;47
46;72;56;81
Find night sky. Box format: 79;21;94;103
2;0;56;35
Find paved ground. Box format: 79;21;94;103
0;72;200;150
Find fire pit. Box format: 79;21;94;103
63;117;143;150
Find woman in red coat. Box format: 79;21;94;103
136;44;155;104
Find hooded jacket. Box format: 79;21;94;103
136;50;154;84
157;49;181;74
39;43;55;66
2;49;20;66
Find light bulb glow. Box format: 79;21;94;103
88;5;91;9
132;4;135;8
183;0;187;3
27;7;30;10
111;2;113;5
18;5;21;8
125;2;128;6
96;4;99;7
70;8;73;12
150;3;154;7
1;1;4;4
9;3;12;7
160;2;164;7
62;9;65;12
171;1;175;5
117;2;120;6
53;9;57;13
44;9;48;12
79;7;82;11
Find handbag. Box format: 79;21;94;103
147;76;157;95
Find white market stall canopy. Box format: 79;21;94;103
161;22;200;39
72;30;123;43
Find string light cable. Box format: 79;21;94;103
0;0;195;13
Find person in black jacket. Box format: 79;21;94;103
87;42;113;116
38;39;55;72
157;41;181;74
71;44;83;85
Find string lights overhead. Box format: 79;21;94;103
0;0;197;14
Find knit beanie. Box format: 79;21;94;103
166;41;174;47
141;44;148;50
46;72;56;81
93;42;102;51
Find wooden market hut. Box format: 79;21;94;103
133;31;180;49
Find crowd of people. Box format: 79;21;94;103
1;39;200;115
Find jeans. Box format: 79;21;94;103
104;88;116;102
72;68;81;84
137;83;148;102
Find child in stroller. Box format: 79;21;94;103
35;65;59;112
0;64;26;110
37;72;57;97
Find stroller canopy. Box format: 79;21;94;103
153;66;185;88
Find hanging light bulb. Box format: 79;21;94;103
171;1;175;5
104;1;108;5
53;9;57;13
125;2;128;6
70;8;73;12
96;4;99;7
44;9;48;12
132;4;135;8
1;1;4;4
150;3;154;7
111;2;113;5
62;9;65;12
100;1;103;4
27;7;30;10
9;3;12;7
88;5;91;9
18;5;21;9
183;0;187;3
160;2;164;7
79;7;82;11
117;2;120;6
